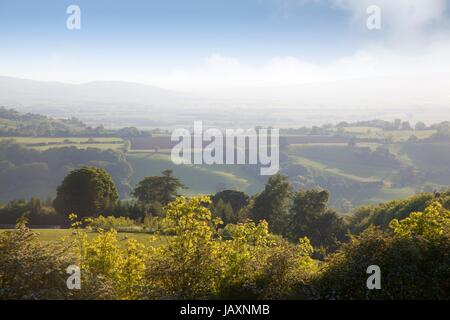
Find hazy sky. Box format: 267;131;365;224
0;0;449;91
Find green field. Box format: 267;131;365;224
128;153;264;195
0;137;124;151
1;124;448;209
0;229;170;248
287;144;398;179
339;127;436;142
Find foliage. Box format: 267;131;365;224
212;190;249;213
2;195;450;300
0;140;132;201
88;215;139;232
389;201;450;241
54;167;119;219
316;203;450;299
290;189;348;255
144;196;316;299
144;196;223;299
349;192;448;234
250;174;293;234
211;190;250;224
0;198;63;225
67;214;147;300
0;221;75;299
132;170;185;205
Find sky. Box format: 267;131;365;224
0;0;449;92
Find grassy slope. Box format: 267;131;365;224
287;144;397;179
286;143;421;205
338;127;436;142
128;153;264;196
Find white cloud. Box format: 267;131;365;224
2;0;449;110
148;39;450;91
333;0;449;44
142;0;450;109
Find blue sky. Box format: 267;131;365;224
0;0;449;90
0;0;358;63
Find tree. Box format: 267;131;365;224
53;166;119;218
401;121;412;130
290;189;347;253
415;121;427;130
389;201;450;241
212;199;236;225
250;174;292;235
212;190;249;213
132;170;185;206
317;204;450;299
0;223;76;299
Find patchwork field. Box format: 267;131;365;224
287;144;398;179
127;153;265;195
1;124;448;210
0;137;124;150
337;127;436;142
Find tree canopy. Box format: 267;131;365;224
132;170;185;206
53;166;119;219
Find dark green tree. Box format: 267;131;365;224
250;174;292;235
212;190;249;213
290;189;347;253
132;170;185;206
212;199;236;225
53;166;119;218
316;226;450;299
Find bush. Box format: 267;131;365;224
2;197;449;300
143;197;317;299
88;215;139;232
0;222;75;299
315;202;450;299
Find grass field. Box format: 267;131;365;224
338;127;436;142
287;144;399;179
0;137;124;151
1;126;447;209
0;229;170;248
128;153;264;195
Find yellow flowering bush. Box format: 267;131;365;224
2;197;317;300
143;196;317;299
390;201;450;240
69;215;146;300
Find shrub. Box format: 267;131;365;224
0;222;75;299
315;202;450;299
88;215;140;233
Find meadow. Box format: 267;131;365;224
0;137;124;151
0;228;169;248
127;153;264;195
1;123;448;210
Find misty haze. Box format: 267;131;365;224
1;0;450;304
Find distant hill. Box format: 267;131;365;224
0;106;94;136
0;76;186;110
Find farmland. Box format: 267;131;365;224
128;153;265;195
1;107;449;211
0;137;124;150
0;228;169;248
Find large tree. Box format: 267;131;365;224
212;190;249;212
211;190;250;224
53;166;119;218
290;189;347;253
132;170;185;206
250;174;292;234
